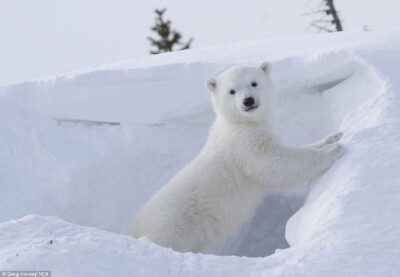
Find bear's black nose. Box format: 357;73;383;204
243;97;255;107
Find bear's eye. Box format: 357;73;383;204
251;81;257;87
229;89;236;95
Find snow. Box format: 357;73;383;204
1;28;400;276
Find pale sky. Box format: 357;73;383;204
1;0;399;85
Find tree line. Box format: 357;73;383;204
148;1;343;54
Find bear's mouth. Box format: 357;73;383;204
244;106;258;112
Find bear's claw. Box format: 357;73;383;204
325;132;343;145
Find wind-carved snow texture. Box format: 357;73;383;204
0;29;398;276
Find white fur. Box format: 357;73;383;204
131;63;344;253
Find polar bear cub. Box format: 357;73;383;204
132;62;344;253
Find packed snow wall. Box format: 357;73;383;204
0;50;386;258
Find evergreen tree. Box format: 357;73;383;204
148;8;193;54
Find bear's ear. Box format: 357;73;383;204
260;61;271;75
205;79;217;93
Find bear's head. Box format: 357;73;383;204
205;62;273;124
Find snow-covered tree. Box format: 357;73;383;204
309;0;343;32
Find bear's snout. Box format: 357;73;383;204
243;97;255;107
243;97;258;111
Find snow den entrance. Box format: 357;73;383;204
16;51;384;258
214;52;386;257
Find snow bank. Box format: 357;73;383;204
1;28;400;276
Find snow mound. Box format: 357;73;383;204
1;28;400;276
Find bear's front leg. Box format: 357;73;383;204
267;141;345;189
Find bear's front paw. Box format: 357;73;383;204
324;132;343;146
